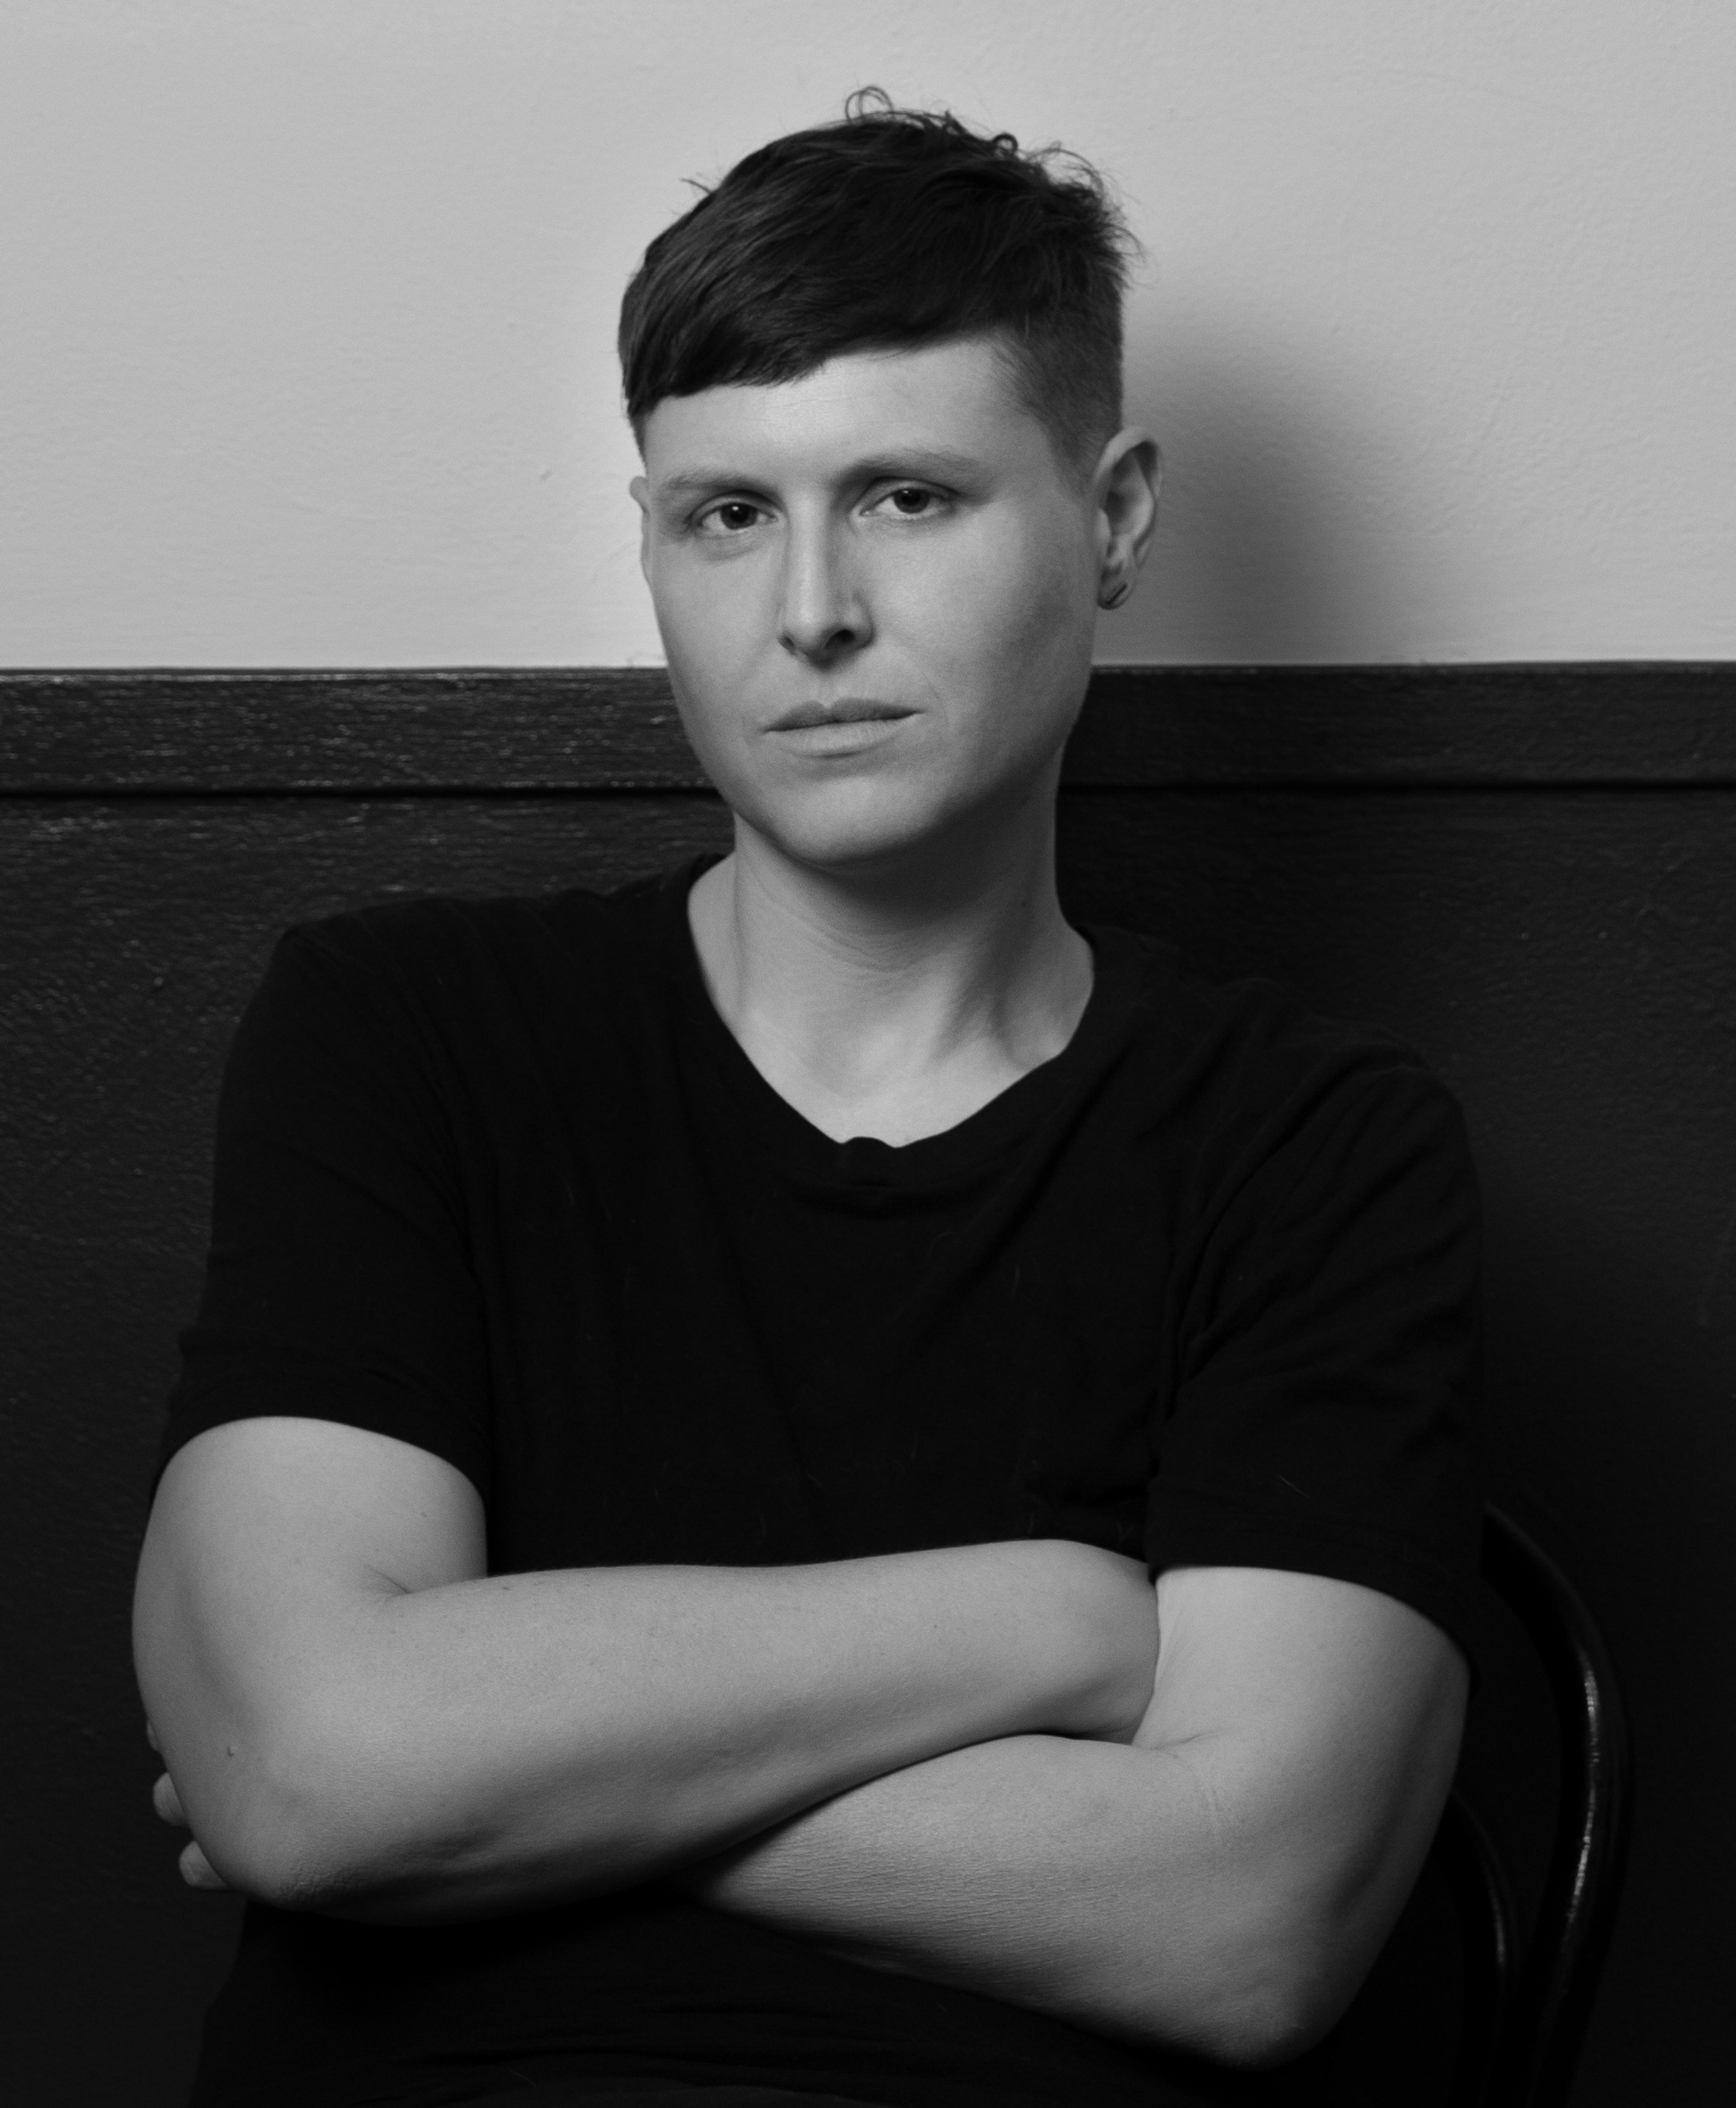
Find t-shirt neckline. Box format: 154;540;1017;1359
658;854;1144;1185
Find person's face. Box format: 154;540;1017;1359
632;335;1152;875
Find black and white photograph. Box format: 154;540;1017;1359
2;6;1732;2104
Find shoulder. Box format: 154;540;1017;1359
221;863;701;1124
1079;923;1475;1248
255;864;694;1042
1098;923;1453;1110
279;868;674;993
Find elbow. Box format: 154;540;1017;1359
175;1714;401;1915
182;1707;548;1925
186;1775;337;1916
1130;1902;1361;2070
203;1827;327;1916
1176;1969;1338;2071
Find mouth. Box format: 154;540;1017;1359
768;698;916;731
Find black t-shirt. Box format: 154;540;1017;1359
161;858;1482;2108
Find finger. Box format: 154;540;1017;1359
153;1771;189;1828
179;1839;230;1891
146;1717;160;1753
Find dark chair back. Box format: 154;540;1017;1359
1444;1506;1632;2107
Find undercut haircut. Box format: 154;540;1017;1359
619;90;1133;475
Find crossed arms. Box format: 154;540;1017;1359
134;1413;1466;2070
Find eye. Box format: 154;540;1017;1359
869;484;944;520
695;499;769;536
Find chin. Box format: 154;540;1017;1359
735;779;967;877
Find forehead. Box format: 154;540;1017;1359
638;335;1056;484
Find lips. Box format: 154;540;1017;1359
768;699;915;731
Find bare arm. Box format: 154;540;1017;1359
668;1565;1467;2069
133;1416;1157;1924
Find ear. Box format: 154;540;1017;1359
630;475;652;582
1091;430;1160;609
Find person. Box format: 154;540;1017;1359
133;95;1481;2108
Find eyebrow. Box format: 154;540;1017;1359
655;447;986;500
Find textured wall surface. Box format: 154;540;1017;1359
2;669;1732;2103
3;0;1734;667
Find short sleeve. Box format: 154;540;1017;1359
1147;1058;1483;1665
159;922;493;1495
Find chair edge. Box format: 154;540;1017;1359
1479;1506;1632;2108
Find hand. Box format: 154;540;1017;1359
147;1718;230;1892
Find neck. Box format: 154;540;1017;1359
688;785;1094;1145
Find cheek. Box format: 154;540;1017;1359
645;577;752;793
906;514;1094;717
652;566;740;671
650;567;778;745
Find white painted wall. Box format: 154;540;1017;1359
2;0;1731;667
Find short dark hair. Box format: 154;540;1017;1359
619;91;1133;472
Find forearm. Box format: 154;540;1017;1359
315;1553;1132;1916
673;1731;1285;2059
676;1570;1467;2068
138;1498;1155;1925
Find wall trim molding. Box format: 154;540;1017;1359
3;663;1734;793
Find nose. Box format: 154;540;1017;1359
777;515;872;666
